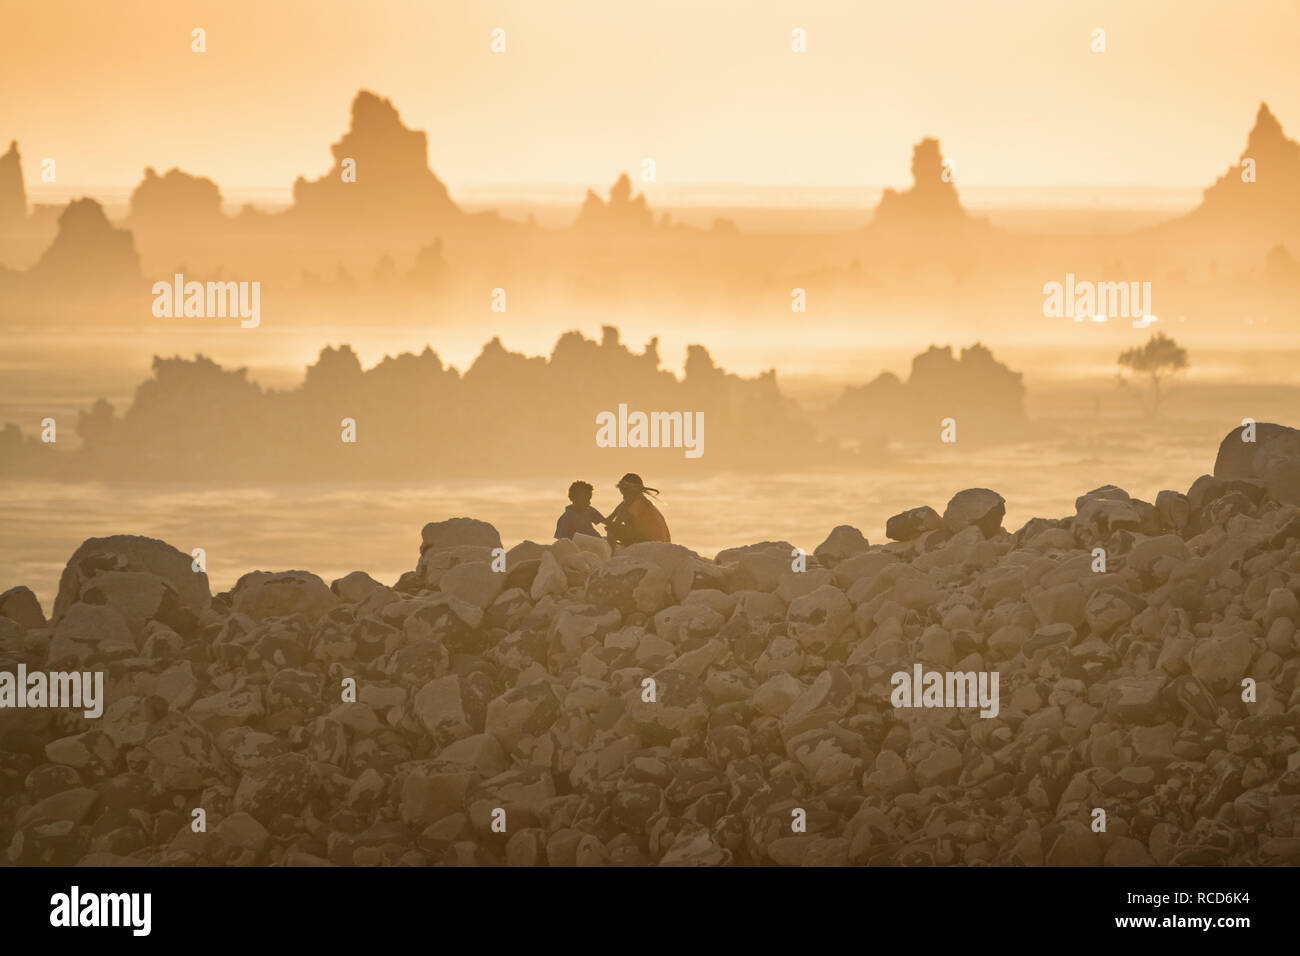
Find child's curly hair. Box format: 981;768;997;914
568;480;594;501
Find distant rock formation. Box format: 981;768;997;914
128;166;226;234
574;173;653;231
288;91;461;235
1265;244;1300;285
871;138;982;233
407;238;446;285
2;325;841;479
0;140;25;227
1169;103;1300;239
826;343;1026;445
27;198;140;289
302;343;364;393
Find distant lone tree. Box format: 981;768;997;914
1118;332;1188;415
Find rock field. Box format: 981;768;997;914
2;423;1299;866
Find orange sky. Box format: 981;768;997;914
4;0;1299;198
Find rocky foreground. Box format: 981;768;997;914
2;425;1300;867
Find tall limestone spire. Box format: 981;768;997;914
289;91;461;234
0;140;27;226
1172;102;1300;237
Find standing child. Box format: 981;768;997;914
554;480;607;540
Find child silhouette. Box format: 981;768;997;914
554;480;607;540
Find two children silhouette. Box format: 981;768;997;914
554;473;670;548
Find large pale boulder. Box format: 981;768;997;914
231;570;337;623
813;526;869;567
671;557;728;601
1263;458;1300;506
1189;630;1254;693
942;489;1006;538
786;585;854;652
53;534;210;623
715;541;795;565
1155;490;1191;531
1213;422;1300;479
330;570;384;604
572;534;612;562
47;603;135;667
584;552;678;616
652;603;725;644
0;586;45;629
1076;497;1141;538
885;506;942;542
413;675;477;745
76;570;176;643
438;561;504;609
530;552;568;600
484;682;563;750
780;668;854;738
715;542;791;593
418;545;494;589
624;668;709;743
420;518;502;555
